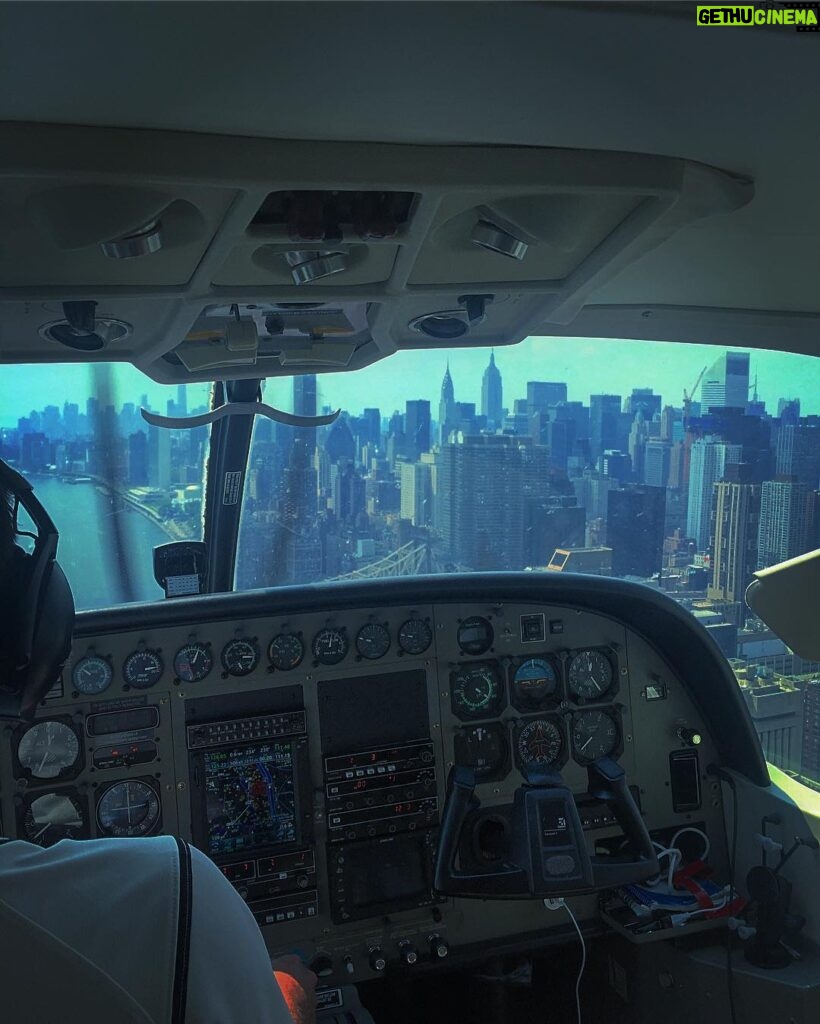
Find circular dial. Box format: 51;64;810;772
23;792;87;846
512;658;558;709
173;642;213;683
356;622;391;660
451;663;503;719
312;627;349;665
72;655;113;696
453;724;508;780
96;780;161;838
123;649;163;689
516;718;563;772
457;616;494;656
567;649;614;700
16;721;80;780
268;633;304;671
572;709;620;763
398;618;432;655
221;638;260;676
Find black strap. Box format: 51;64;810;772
172;837;193;1024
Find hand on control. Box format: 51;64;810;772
272;955;317;1024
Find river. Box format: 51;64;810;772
32;478;168;610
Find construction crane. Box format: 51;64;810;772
682;365;707;419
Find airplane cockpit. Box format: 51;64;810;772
1;4;820;1023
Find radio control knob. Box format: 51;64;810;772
368;947;387;972
429;936;450;960
399;942;418;966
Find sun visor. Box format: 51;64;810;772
745;549;820;661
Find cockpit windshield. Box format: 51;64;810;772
2;338;820;786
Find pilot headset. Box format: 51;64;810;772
0;458;74;719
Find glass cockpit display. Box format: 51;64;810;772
203;741;297;857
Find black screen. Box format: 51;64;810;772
318;670;429;755
203;741;297;856
346;834;428;910
669;750;702;812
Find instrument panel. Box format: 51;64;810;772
0;582;728;984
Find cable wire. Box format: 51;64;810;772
563;901;586;1024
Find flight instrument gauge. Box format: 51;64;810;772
567;649;615;701
398;618;432;655
453;723;508;780
268;633;304;671
96;780;161;838
72;655;113;696
23;791;87;846
457;616;494;656
221;638;260;676
515;718;563;773
173;642;213;683
16;720;81;780
450;663;504;720
312;627;349;665
356;622;391;660
571;709;620;764
123;649;164;690
511;658;559;710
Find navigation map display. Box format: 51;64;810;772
203;741;297;857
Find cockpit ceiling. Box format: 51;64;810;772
0;1;818;380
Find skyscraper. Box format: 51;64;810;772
481;353;503;430
589;395;622;460
626;388;662;419
700;351;750;411
527;381;567;412
757;480;811;569
644;442;671;488
707;481;761;609
802;681;820;785
628;411;649;482
439;363;458;444
776;423;820;487
437;436;548;570
686;440;742;549
606;485;666;577
404;400;431;461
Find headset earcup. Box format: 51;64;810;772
18;560;75;718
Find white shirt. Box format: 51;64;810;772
0;836;293;1024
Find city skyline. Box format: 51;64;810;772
1;335;819;428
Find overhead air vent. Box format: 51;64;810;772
40;302;131;351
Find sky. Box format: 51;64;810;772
1;336;818;427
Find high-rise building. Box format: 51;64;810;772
481;353;503;429
626;389;662;419
644;441;671;488
686;440;742;550
599;450;632;483
325;417;356;464
757;479;811;569
437;436;548;570
404;400;431;461
524;497;586;568
776;423;820;488
589;395;622;459
778;398;801;425
128;432;149;487
400;461;433;527
361;408;381;448
628;411;649;482
439;363;458;444
176;384;188;418
606;485;666;578
707;481;761;609
147;425;171;489
801;680;820;784
700;351;750;411
742;676;802;774
527;381;567;413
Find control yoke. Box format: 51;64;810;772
433;758;659;898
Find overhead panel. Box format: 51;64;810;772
0;122;754;383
